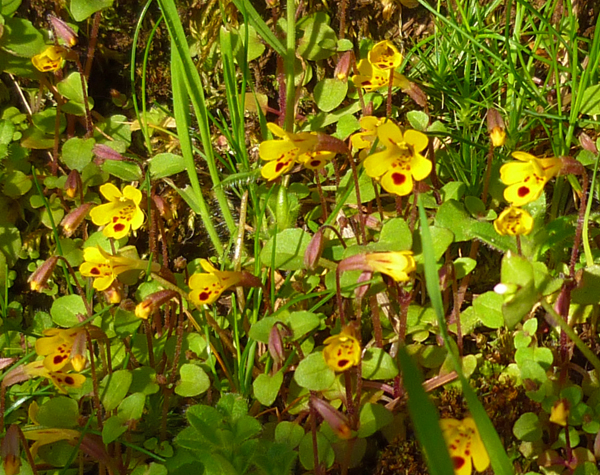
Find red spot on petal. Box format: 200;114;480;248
113;217;119;223
114;223;126;232
338;359;349;368
452;456;466;469
392;173;406;185
310;160;321;167
518;186;529;197
53;355;66;364
199;292;210;301
90;267;100;275
65;376;74;385
465;450;470;456
275;161;288;173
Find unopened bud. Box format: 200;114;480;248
560;156;585;176
61;203;93;237
28;256;59;291
135;290;179;320
268;325;285;366
70;330;87;372
315;133;350;155
238;271;262;289
310;396;352;440
304;229;325;271
93;144;125;165
152;195;172;221
110;89;128;108
355;270;373;300
1;425;21;475
48;14;77;47
103;281;123;305
64;169;82;199
487;108;506;147
580;132;598;155
334;51;353;81
549;399;570;427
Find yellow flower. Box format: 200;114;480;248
493;207;534;236
490;127;506;148
22;361;86;394
188;259;244;306
365;251;416;282
368;40;403;70
440;417;490;475
363;121;431;196
350;116;385;150
549;399;569;427
79;246;158;291
259;123;335;180
89;183;145;239
31;46;67;72
22;426;80;459
500;151;561;207
322;327;361;372
35;327;87;372
351;58;410;92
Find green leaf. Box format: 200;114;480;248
297;12;337;61
2;0;21;16
572;265;600;304
100;370;132;412
57;72;94;116
298;432;334;470
175;364;210;397
0;224;20;267
313;78;347;112
434;200;473;242
406;111;430;131
102;415;127;444
513;413;542;442
398;346;454;475
580;84;600;116
275;421;304;449
118;392;146;421
500;253;539;329
32;109;66;135
260;228;312;271
362;348;399;380
70;0;114;21
368;218;412;252
130;366;160;395
185;405;223;446
51;295;87;327
472;291;504;328
1;18;45;57
453;257;476;280
148;153;186;179
334;114;360;141
357;403;393;438
37;396;79;428
2;170;31;198
253;371;283;406
294;352;335;391
229;23;265;63
61;137;95;171
102;160;143;181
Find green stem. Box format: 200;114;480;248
284;0;296;132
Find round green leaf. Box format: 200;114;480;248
472;291;504;328
61;137;95;172
299;431;334;470
513;412;542;442
406;110;430;131
362;348;398;380
294;352;335;391
260;228;312;271
175;364;210;397
275;421;305;449
37;396;79;428
148;153;186;179
51;294;87;327
100;370;133;412
102;415;127;444
102;160;142;181
314;78;347;112
70;0;114;22
357;403;393;438
1;18;45;57
253;371;283;406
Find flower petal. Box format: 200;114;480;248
90;202;121;226
188;273;225;306
261;156;295;180
404;129;429;153
410;152;433;181
259;139;297;161
381;167;414;196
363;148;397;179
122;185;142;205
99;183;122;202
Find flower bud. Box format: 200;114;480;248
1;425;21;475
559;156;585;176
304;228;325;271
315;133;350;155
48;14;78;47
354;270;372;300
61;203;93;237
103;281;123;305
93;144;125;165
550;399;570;426
487;108;506;147
64;169;82;199
268;325;286;366
70;330;87;372
580;132;598;155
334;51;353;81
110;89;128;108
135;290;179;320
28;256;59;292
310;396;352;440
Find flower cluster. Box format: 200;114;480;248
322;326;361;372
259;123;336;181
361;121;432;196
440;417;490;475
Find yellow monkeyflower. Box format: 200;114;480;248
35;327;87;372
259;123;336;180
500;151;561;207
440;417;490;475
23;428;80;459
22;361;86;394
79;246;159;291
90;183;145;240
350;116;385;151
368;40;403;70
493;207;534;236
31;46;67;72
363;121;431;196
322;327;361;372
365;251;416;282
550;399;570;427
188;259;244;306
